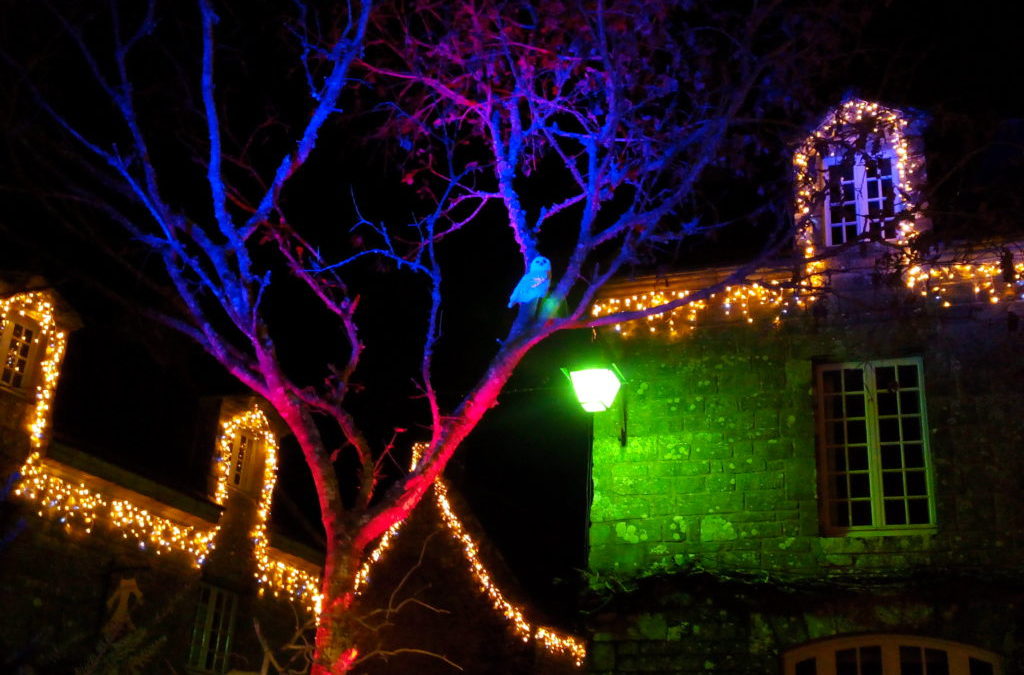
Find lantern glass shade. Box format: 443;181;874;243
567;367;623;412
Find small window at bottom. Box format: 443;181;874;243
795;657;817;675
188;584;238;674
970;658;995;675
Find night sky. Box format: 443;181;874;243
1;0;1023;625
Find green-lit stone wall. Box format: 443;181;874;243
586;307;1024;673
590;312;1024;579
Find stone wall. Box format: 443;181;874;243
587;301;1024;672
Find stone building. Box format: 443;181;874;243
0;279;323;673
584;100;1024;674
0;277;586;674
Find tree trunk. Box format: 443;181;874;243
311;548;360;675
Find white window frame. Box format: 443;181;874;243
783;634;1003;675
227;430;260;493
822;148;902;247
815;357;936;535
0;315;42;390
187;584;238;674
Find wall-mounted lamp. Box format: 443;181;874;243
563;364;627;446
563;365;624;413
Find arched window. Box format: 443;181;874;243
822;150;900;247
0;315;41;389
794;99;926;255
227;429;259;491
783;635;1002;675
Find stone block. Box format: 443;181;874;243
734;471;784;491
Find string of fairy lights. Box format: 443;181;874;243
213;407;324;613
5;296;583;664
353;442;587;665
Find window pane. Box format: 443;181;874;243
849;473;870;497
848;446;868;471
836;648;857;675
925;648;949;675
848;420;867;444
844;369;864;391
883;472;905;496
823;370;842;394
846;394;866;418
851;500;872;526
908;498;930;524
884;500;907;525
900;390;920;414
969;658;995;675
901;646;924;675
881;444;903;469
875;366;896;391
861;646;882;675
898;364;919;387
906;471;927;496
878;418;900;443
877;391;898;416
833;448;848;471
795;657;817;675
827;394;844;419
902;417;922;441
904;444;925;468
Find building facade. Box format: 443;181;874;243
0;282;325;674
0;279;587;674
585;100;1024;674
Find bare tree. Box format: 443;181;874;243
4;0;868;672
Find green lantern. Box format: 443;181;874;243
565;366;624;412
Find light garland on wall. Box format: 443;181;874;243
591;281;804;338
0;291;68;450
5;292;583;657
353;443;586;666
214;407;323;614
14;457;219;564
592;256;1024;337
793;99;924;275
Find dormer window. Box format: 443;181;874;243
227;429;258;492
1;317;40;389
794;99;927;255
824;152;899;246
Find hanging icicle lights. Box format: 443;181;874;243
354;443;587;666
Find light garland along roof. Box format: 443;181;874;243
594;100;1023;337
6;291;585;662
592;252;1024;338
353;442;587;667
5;290;320;609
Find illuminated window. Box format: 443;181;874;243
816;358;935;534
187;584;238;674
823;151;899;246
227;430;258;492
0;317;40;389
783;635;1002;675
